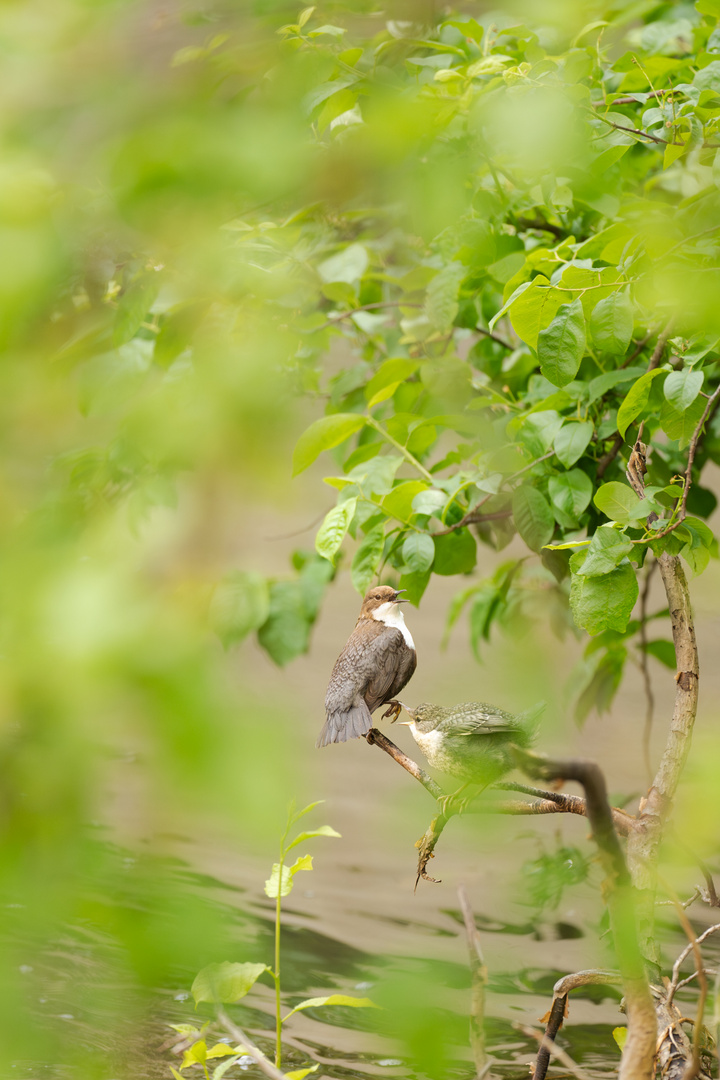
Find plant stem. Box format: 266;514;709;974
365;415;435;484
274;845;284;1068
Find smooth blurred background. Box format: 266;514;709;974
1;1;719;1078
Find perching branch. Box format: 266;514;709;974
513;749;656;1080
365;728;443;799
533;970;623;1080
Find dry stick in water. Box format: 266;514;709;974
533;970;623;1080
217;1008;287;1080
457;884;488;1078
513;748;656;1080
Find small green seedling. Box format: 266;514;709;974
171;800;378;1079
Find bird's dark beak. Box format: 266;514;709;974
392;589;409;603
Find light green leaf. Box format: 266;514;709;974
507;276;572;351
589;292;633;354
586;366;645;404
285;825;341;854
213;1057;243;1080
538;299;586;388
318;243;368;285
548;469;593;520
292;414;366;475
113;275;160;347
570;558;639;635
576;527;633;576
351;525;385;595
613;1027;628;1051
289;800;324;825
402;532;435;573
425;262;465;331
365;359;420;406
512;485;554;551
191;962;270;1006
594;482;644;525
264;854;313;898
412;489;447;517
210;572;270;648
554;421;594;467
382;481;428;522
182;1040;208;1068
206;1044;242;1060
298;5;315;27
641;639;676;668
315;497;357;562
284;1067;320;1080
616;370;665;438
663;369;704;413
659;395;706;449
284;995;379;1021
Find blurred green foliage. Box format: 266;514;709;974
1;0;720;1076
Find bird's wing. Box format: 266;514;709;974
325;620;410;714
438;708;520;738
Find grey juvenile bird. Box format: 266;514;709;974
317;585;417;747
395;700;543;787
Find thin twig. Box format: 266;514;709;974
458;884;487;1076
639;559;658;785
217;1009;286;1080
366;728;443;799
668;924;720;1004
313;300;422;333
662;885;710;1080
434;450;554;535
475;325;515;349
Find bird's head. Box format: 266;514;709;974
394;702;441;733
360;585;407;616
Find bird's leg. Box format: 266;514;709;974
437;783;471;817
415;810;448;889
380;700;402;722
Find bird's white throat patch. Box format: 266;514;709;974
373;602;415;649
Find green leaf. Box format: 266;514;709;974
206;1045;242;1060
641;639;676;668
576;527;633;576
616;369;665;438
594;482;643;525
191;962;270;1006
365;359;420;406
664;369;704;412
382;481;428;522
315;497;357;562
412;489;447;517
537;299;586;388
212;1058;244;1080
182;1040;208;1068
425;262;465;331
264;854;313;898
318;243;368;285
569;558;638;635
399;567;432;606
284;995;379;1021
292;414;367;475
285;825;341;853
113;275;160;347
285;1068;319;1080
512;486;554;551
432;530;477;575
351;525;385;595
659;395;706;449
613;1027;628;1051
210;571;270;648
402;532;435;573
586;366;646;404
589;292;633;354
548;469;593;520
554;421;594;468
504;276;572;351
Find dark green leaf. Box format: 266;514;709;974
433;530;477;575
548;469;593;520
512;485;554;551
616;370;665;438
659;395;706;449
399;568;432;606
569;559;639;635
537;298;586;388
641;639;676;668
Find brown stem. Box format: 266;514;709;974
533;970;623;1080
475;325;514;349
513;749;656;1080
639;559;658;785
457;884;488;1076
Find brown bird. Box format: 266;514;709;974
316;585;417;747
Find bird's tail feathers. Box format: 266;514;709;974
316;702;373;748
516;700;546;742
